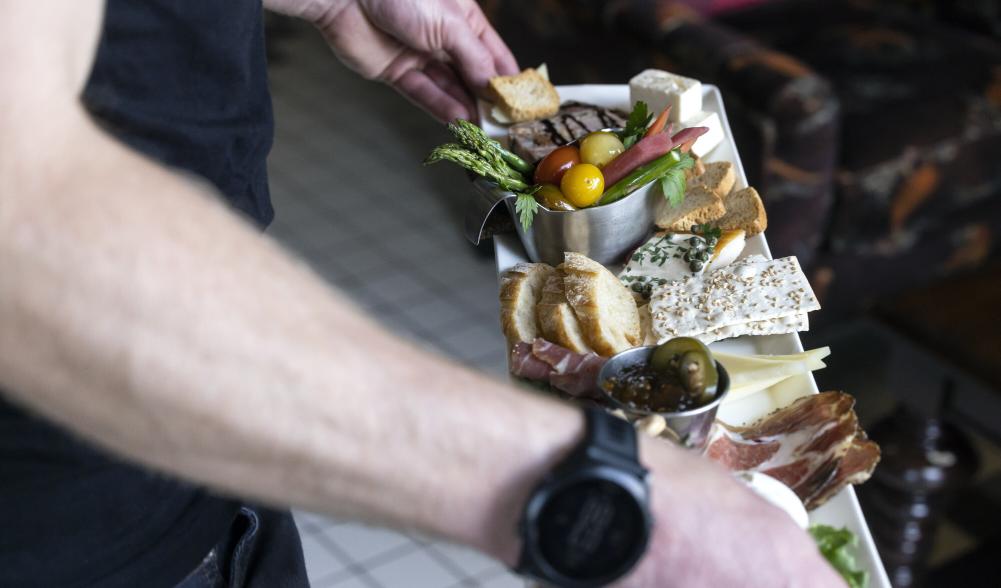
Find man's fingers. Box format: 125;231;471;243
478;21;519;76
439;21;500;97
424;62;478;122
394;68;472;123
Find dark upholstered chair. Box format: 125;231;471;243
484;0;1001;320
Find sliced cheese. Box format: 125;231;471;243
629;69;702;123
681;110;724;158
715;347;831;404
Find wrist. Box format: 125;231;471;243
456;397;587;566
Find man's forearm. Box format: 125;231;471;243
0;110;585;561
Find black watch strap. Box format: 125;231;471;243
578;407;646;476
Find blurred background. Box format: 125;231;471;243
263;1;1001;586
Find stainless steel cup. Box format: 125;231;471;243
596;346;730;451
465;177;660;267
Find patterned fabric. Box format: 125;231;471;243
485;0;1001;318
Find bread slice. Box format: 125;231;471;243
715;187;768;236
655;185;726;232
499;263;555;347
689;161;735;198
561;253;641;356
488;68;560;123
536;273;593;354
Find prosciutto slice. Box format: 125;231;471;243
509;338;606;399
705;391;880;510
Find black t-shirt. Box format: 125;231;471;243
0;1;274;586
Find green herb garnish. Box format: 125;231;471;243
659;151;695;208
809;525;868;588
619;101;653;149
694;223;723;241
514;193;540;233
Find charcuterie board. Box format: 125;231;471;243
483;84;891;588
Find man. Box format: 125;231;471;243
0;1;843;586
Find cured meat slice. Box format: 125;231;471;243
509;341;553;381
705;391;880;510
508;338;606;399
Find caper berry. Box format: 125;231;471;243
690;260;704;272
690;224;699;233
632;282;644;293
697;250;709;262
688;236;702;247
706;236;718;247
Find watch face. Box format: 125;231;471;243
536;478;646;581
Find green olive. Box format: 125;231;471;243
649;337;719;401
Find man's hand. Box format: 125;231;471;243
269;0;520;122
614;440;845;587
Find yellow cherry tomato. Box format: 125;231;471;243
560;164;605;208
579;131;626;168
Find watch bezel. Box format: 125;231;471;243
519;461;652;588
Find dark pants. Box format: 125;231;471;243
175;506;309;588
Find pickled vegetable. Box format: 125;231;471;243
534;183;576;211
650;337;718;403
560;164;605;208
579;131;625;168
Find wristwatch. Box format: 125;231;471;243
515;407;652;587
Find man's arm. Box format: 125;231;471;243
0;1;576;562
0;2;842;585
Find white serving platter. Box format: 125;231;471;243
481;85;891;587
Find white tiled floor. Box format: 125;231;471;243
266;21;518;588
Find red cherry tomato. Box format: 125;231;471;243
533;146;581;185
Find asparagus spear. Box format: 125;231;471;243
424;144;533;193
448;119;533;177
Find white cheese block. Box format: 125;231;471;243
649;256;820;343
681;110;724;158
629;69;702;123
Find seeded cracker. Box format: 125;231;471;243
648;256;820;344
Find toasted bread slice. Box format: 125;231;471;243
655;185;726;232
488;68;560;123
715;187;768;236
689;161;735;198
536;273;593;354
499;263;555;347
561;253;641;356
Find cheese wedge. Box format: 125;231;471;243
715;347;830;404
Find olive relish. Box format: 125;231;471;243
603;337;720;413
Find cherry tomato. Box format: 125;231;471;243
560;164;605;208
579;131;625;168
533;146;581;185
534;184;576;211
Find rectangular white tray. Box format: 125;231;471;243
483;84;890;587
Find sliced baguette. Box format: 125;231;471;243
655;185;726;232
499;262;556;347
536;273;593;354
562;253;641;356
488;68;560;123
688;161;735;198
715;186;768;236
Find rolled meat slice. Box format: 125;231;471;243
509;338;606;399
